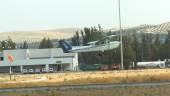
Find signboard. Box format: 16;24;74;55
7;54;14;63
56;61;62;63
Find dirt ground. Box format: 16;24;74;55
1;86;170;96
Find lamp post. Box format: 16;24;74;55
118;0;124;70
6;50;14;80
9;62;12;80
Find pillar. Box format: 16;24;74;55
45;64;49;72
73;53;78;71
50;49;53;58
61;64;63;71
20;65;23;73
26;49;30;60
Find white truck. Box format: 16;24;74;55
137;61;165;68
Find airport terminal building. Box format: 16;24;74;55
0;48;78;73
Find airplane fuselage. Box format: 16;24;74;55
68;41;120;53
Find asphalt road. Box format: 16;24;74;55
1;81;170;92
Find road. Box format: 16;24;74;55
1;81;170;92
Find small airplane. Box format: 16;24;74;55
59;35;120;53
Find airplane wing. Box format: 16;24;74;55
86;35;117;46
106;35;116;39
85;35;117;46
86;41;98;46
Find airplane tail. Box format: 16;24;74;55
59;40;72;53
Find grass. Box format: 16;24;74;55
1;85;170;96
0;69;170;88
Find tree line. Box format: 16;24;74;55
71;26;170;69
0;37;54;50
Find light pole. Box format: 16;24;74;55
6;46;13;80
118;0;124;70
9;62;12;80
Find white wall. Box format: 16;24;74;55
0;48;78;71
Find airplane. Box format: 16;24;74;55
59;35;120;53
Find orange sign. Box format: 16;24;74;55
7;54;14;62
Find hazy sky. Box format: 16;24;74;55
0;0;170;32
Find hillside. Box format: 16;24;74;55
0;28;80;43
110;22;170;34
0;22;170;43
137;22;170;33
143;22;170;33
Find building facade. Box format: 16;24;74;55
0;48;78;73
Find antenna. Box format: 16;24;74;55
118;0;124;70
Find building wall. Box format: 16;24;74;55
0;48;78;73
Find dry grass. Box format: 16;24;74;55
1;69;170;88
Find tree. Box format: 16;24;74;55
46;38;54;48
131;34;140;68
123;45;135;69
76;25;105;65
39;37;54;49
0;37;16;50
21;41;28;49
122;36;135;69
160;31;170;59
7;37;16;49
82;27;91;44
151;34;161;60
0;41;7;49
39;38;47;49
81;26;104;45
141;34;152;61
71;31;80;46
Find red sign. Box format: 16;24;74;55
7;54;14;62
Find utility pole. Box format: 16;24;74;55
118;0;124;70
9;62;12;80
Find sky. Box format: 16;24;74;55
0;0;170;32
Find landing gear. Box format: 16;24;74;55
98;53;102;57
98;50;105;57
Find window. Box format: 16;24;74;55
0;57;3;61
